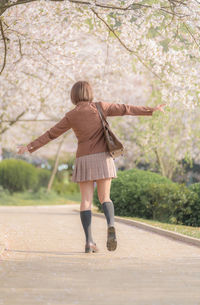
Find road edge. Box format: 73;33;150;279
73;208;200;248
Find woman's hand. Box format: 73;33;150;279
153;104;167;113
16;144;29;155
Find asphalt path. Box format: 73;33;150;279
0;204;200;305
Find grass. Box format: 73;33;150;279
123;216;200;239
92;206;200;240
0;189;81;206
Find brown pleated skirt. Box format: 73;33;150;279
71;151;117;183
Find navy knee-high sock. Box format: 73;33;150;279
80;210;94;243
102;201;115;227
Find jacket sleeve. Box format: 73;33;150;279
100;101;155;117
27;113;71;153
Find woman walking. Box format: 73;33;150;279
17;81;166;253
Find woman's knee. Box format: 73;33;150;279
79;181;94;209
80;196;93;211
96;178;112;204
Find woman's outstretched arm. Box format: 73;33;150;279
17;113;71;155
100;101;166;117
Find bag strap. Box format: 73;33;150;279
95;102;109;128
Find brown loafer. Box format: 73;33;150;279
85;242;99;253
107;226;117;251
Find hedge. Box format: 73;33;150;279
0;158;80;195
93;169;200;226
33;168;51;192
52;180;79;195
0;158;38;193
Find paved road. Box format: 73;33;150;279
0;204;200;305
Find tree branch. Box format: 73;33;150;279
68;0;151;10
1;0;37;12
0;18;7;74
13;36;24;64
91;8;163;82
69;0;187;17
0;116;61;136
1;119;58;122
183;22;200;48
1;0;190;18
0;111;26;135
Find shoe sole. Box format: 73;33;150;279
107;226;117;251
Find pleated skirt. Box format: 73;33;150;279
71;151;117;183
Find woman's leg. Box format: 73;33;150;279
79;181;95;245
96;178;117;251
79;180;94;211
96;178;114;227
96;178;112;203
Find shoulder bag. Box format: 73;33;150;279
95;102;124;159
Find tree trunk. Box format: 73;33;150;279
47;135;66;193
154;147;166;177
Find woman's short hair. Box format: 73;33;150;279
70;81;93;105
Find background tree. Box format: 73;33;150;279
1;0;200;179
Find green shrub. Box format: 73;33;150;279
94;169;172;216
52;180;79;195
0;159;38;193
55;170;65;182
32;187;58;200
0;185;11;198
93;169;200;226
65;182;80;194
33;168;51;192
189;182;200;197
143;183;200;226
187;183;200;226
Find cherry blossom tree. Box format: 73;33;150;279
1;0;200;178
